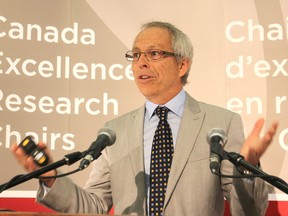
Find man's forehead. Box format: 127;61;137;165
133;28;172;50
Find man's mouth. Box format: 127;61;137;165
139;75;152;79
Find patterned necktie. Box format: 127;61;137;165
149;106;174;216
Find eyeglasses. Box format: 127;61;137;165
125;49;176;62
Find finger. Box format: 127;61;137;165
249;118;265;137
12;144;28;161
268;121;278;137
37;142;47;149
24;156;37;172
10;143;18;154
262;121;278;144
11;143;34;168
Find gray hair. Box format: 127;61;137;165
141;21;194;85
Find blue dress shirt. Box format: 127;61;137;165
144;88;186;211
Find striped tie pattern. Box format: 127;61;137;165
149;106;174;215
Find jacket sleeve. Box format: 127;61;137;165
36;151;112;214
221;113;268;216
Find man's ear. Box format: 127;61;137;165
178;58;191;77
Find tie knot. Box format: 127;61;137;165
155;106;169;121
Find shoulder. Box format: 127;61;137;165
185;93;238;117
185;93;242;129
199;101;237;117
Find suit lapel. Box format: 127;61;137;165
164;94;205;207
126;106;146;177
125;106;147;213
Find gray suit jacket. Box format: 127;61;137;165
37;93;268;215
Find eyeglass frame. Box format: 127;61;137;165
125;49;177;62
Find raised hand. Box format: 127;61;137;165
240;118;278;166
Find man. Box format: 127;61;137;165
11;21;278;215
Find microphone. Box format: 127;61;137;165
19;136;49;166
206;128;227;174
79;127;116;170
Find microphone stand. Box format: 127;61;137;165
0;151;85;192
224;151;288;194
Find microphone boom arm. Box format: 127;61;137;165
224;151;288;194
0;151;84;192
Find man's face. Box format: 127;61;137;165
131;27;188;104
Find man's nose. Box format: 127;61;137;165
137;53;150;68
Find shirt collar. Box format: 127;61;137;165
145;89;186;119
